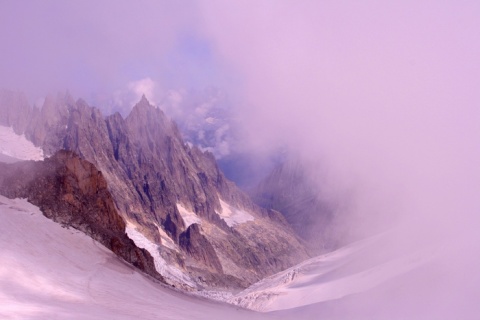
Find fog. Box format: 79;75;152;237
1;1;480;318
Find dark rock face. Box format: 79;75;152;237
0;91;309;289
0;150;163;282
179;223;223;274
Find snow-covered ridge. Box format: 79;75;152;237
216;199;254;227
229;230;436;312
0;125;44;161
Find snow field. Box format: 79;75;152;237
0;195;272;320
230;230;436;312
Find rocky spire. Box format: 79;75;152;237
0;93;310;289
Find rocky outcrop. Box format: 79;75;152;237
0;150;163;282
0;90;309;289
179;223;223;273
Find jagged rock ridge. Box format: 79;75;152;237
0;89;309;289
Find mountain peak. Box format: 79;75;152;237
129;94;156;116
139;94;150;106
127;93;177;129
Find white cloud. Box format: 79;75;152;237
128;77;157;105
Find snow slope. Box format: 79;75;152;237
0;125;44;161
230;230;437;312
0;195;273;320
1;194;474;320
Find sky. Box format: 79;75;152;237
1;1;480;317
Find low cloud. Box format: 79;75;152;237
198;1;480;317
128;78;157;104
199;0;480;236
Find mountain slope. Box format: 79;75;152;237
228;225;480;320
2;194;475;320
0;90;309;289
0;195;273;320
252;158;336;252
229;229;435;312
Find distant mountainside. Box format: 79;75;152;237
0;89;308;290
251;158;339;252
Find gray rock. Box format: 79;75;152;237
0;91;309;289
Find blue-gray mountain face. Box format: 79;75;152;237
251;159;339;253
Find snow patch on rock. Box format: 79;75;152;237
216;199;254;227
177;203;202;228
0;125;44;161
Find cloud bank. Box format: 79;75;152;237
198;2;480;317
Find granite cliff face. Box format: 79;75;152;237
0;150;163;282
0;90;309;289
179;223;223;274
